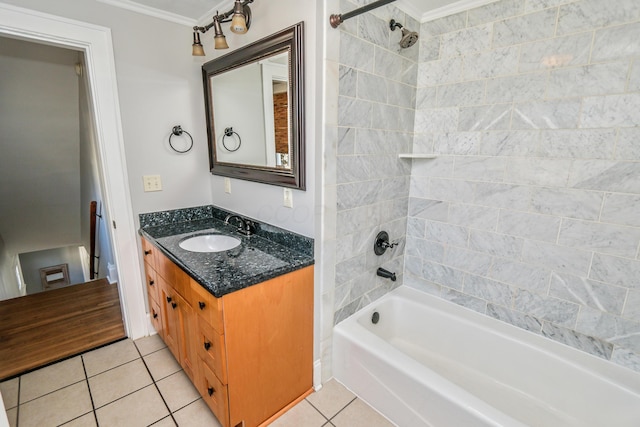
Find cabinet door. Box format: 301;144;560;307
159;276;180;361
175;292;196;381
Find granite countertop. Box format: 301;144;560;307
139;206;314;298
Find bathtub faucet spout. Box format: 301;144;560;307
376;267;396;281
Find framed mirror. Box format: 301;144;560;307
202;22;305;190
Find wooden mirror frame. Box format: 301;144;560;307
202;22;305;190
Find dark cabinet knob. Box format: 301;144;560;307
171;302;177;309
144;250;151;255
166;296;172;303
204;341;211;350
149;280;154;286
153;312;158;319
208;387;215;396
198;301;206;310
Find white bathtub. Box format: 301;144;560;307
333;286;640;427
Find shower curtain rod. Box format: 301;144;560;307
329;0;397;28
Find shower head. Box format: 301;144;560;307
389;19;419;48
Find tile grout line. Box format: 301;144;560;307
81;355;100;427
134;343;178;425
327;396;358;423
304;398;331;423
15;377;20;427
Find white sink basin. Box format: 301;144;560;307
179;234;241;252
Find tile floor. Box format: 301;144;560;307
1;335;395;427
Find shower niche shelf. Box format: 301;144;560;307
398;154;437;159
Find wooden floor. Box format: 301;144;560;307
0;278;126;380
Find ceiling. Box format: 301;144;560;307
97;0;493;26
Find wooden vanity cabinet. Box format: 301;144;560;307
140;237;314;427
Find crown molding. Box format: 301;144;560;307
396;0;499;23
96;0;197;26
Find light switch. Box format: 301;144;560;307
283;188;293;208
143;175;162;192
224;178;231;194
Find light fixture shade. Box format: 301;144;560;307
192;31;205;56
230;1;248;34
214;34;229;49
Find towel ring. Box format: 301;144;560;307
222;127;242;152
169;125;194;153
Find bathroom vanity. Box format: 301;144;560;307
139;206;314;427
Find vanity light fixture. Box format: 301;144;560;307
192;0;254;55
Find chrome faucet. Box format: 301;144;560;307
224;214;254;236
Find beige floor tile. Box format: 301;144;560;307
20;356;85;403
0;377;19;409
270;400;327;427
6;406;17;427
156;371;200;412
60;413;97;426
19;381;93;427
83;339;139;377
143;348;181;381
134;334;166;356
88;358;153;408
306;379;356;419
172;399;221;427
150;415;177;426
331;398;396;427
95;385;169;427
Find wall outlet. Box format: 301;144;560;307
283;188;293;208
224;178;231;194
143;175;162;192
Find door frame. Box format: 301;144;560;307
0;2;147;339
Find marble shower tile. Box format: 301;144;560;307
549;272;627;314
433;132;481;154
339;65;357;97
441;287;488;313
616;128;640;160
452;156;506;182
530;187;604;220
416;87;437;109
519;32;592;72
421;261;465;290
458;104;512;131
542;322;613;359
464;274;514;307
492;8;558;48
611;347;640;373
467;0;525;27
525;0;566;12
512;100;581;129
486;73;548;103
581;94;640;128
337;127;355;155
407;197;449;220
589;253;640;288
505;158;572;186
405;236;445;261
630;60;640;92
558;0;640;36
487;303;543;332
448;203;499;231
558;219;640;257
339;32;374;72
521;239;592;276
576;307;640;353
469;230;524;259
441;25;492;58
479;130;538;157
419;35;441;62
410;155;454;177
335;254;367;286
537;129;617;159
421;11;467;37
513;289;580;327
415;108;458;133
437;81;486;107
547;62;629;98
593;22;640;61
425;221;469;247
336;180;381;210
623;290;640;322
568;160;640;193
407;216;427;238
444;247;492;276
474;182;531;211
387;81;415;108
497;209;560;242
375;47;416;85
418;56;463;87
428;178;476;203
463;46;520;80
489;258;551;293
357;12;389;48
337;96;371;127
357;72;387;103
371;104;400;131
601;193;640;227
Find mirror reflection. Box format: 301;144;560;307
210;52;290;169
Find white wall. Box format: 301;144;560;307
0;235;21;300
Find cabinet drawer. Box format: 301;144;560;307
197;318;227;384
199;362;229;427
145;267;158;303
190;279;223;334
141;237;157;269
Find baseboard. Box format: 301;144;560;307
313;359;323;391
